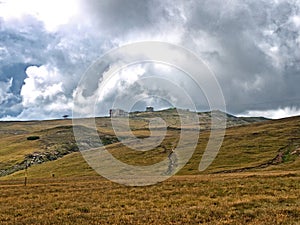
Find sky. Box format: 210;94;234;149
0;0;300;120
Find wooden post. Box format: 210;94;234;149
24;163;28;186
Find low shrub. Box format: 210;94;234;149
27;136;40;141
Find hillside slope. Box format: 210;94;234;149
0;111;299;179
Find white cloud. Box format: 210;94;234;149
0;47;8;60
0;0;80;31
21;65;63;106
291;15;300;27
0;78;13;104
18;65;72;120
238;107;300;119
1;0;300;120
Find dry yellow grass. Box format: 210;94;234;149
1;112;300;224
0;172;299;224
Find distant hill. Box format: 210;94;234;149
0;109;299;179
197;110;269;128
130;108;269;129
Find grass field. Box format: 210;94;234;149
0;111;300;224
0;172;299;224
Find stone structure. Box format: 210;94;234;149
146;106;154;112
109;109;128;117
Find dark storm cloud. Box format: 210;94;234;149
79;0;186;42
0;14;107;119
0;17;58;118
80;0;300;116
81;0;153;35
178;0;300;114
1;0;300;119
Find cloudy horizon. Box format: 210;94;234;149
1;0;300;120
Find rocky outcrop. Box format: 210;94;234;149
0;144;79;177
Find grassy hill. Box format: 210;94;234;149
0;109;298;179
0;110;300;224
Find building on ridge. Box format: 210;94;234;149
146;106;154;112
109;109;128;117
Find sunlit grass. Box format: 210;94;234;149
0;112;300;224
0;172;299;224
